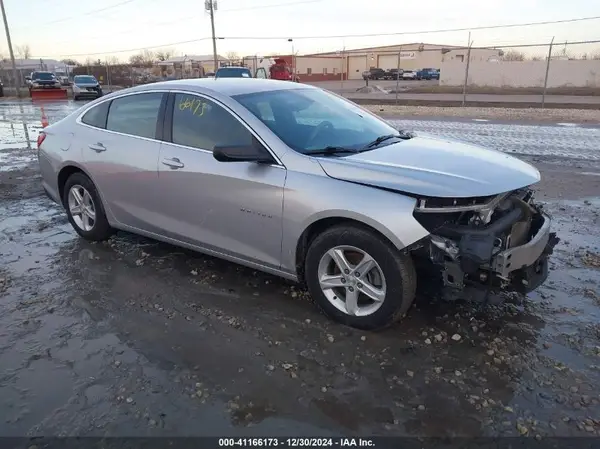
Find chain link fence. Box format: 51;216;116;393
0;60;208;97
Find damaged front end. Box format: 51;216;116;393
412;188;560;298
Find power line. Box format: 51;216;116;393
41;0;323;47
42;37;600;60
54;37;213;58
217;14;600;40
37;14;600;59
14;0;139;30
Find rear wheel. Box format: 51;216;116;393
63;172;114;241
305;224;417;330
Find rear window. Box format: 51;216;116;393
32;72;55;80
74;75;97;84
81;101;110;129
216;68;252;78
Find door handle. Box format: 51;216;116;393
88;143;106;152
161;157;184;169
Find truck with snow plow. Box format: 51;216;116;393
28;71;68;101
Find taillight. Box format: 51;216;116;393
37;132;46;148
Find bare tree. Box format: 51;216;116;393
226;51;239;62
16;44;32;59
502;50;525;61
592;51;600;60
155;48;176;61
106;56;120;65
129;49;155;66
529;55;543;61
61;58;79;66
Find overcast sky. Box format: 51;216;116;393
3;0;599;62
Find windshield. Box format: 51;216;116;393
32;72;55;80
233;88;399;154
216;68;251;78
74;75;97;84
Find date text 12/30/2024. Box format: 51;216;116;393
218;439;375;447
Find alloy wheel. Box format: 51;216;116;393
67;184;96;232
317;245;387;316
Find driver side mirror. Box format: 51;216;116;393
213;138;275;164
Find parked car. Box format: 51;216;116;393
383;68;403;80
37;79;558;330
401;70;417;80
72;75;103;101
54;71;70;86
416;68;440;80
362;68;386;80
215;66;252;78
29;71;62;90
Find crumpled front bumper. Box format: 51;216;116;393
427;210;560;295
492;213;560;293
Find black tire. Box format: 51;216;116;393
62;172;114;241
73;95;78;101
304;224;417;330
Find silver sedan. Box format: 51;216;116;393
38;79;558;330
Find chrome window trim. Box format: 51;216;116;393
74;88;285;168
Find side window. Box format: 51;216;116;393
171;93;253;150
81;101;110;129
106;92;164;139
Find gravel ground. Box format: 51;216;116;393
364;105;600;123
1;101;600;437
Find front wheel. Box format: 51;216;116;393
305;224;417;330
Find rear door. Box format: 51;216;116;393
78;91;167;232
155;92;286;270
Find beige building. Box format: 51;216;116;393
309;43;502;80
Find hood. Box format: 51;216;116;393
316;134;540;198
74;82;99;87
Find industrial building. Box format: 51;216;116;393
294;42;502;80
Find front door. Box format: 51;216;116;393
80;92;166;232
155;92;286;270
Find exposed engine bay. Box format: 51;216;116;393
411;188;560;297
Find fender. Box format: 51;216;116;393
280;170;430;275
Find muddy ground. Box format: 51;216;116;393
1;101;600;437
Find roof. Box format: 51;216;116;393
306;43;469;56
1;58;68;69
127;78;314;97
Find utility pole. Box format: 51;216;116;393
461;31;472;107
206;0;218;72
542;36;555;109
0;0;21;98
288;38;294;80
